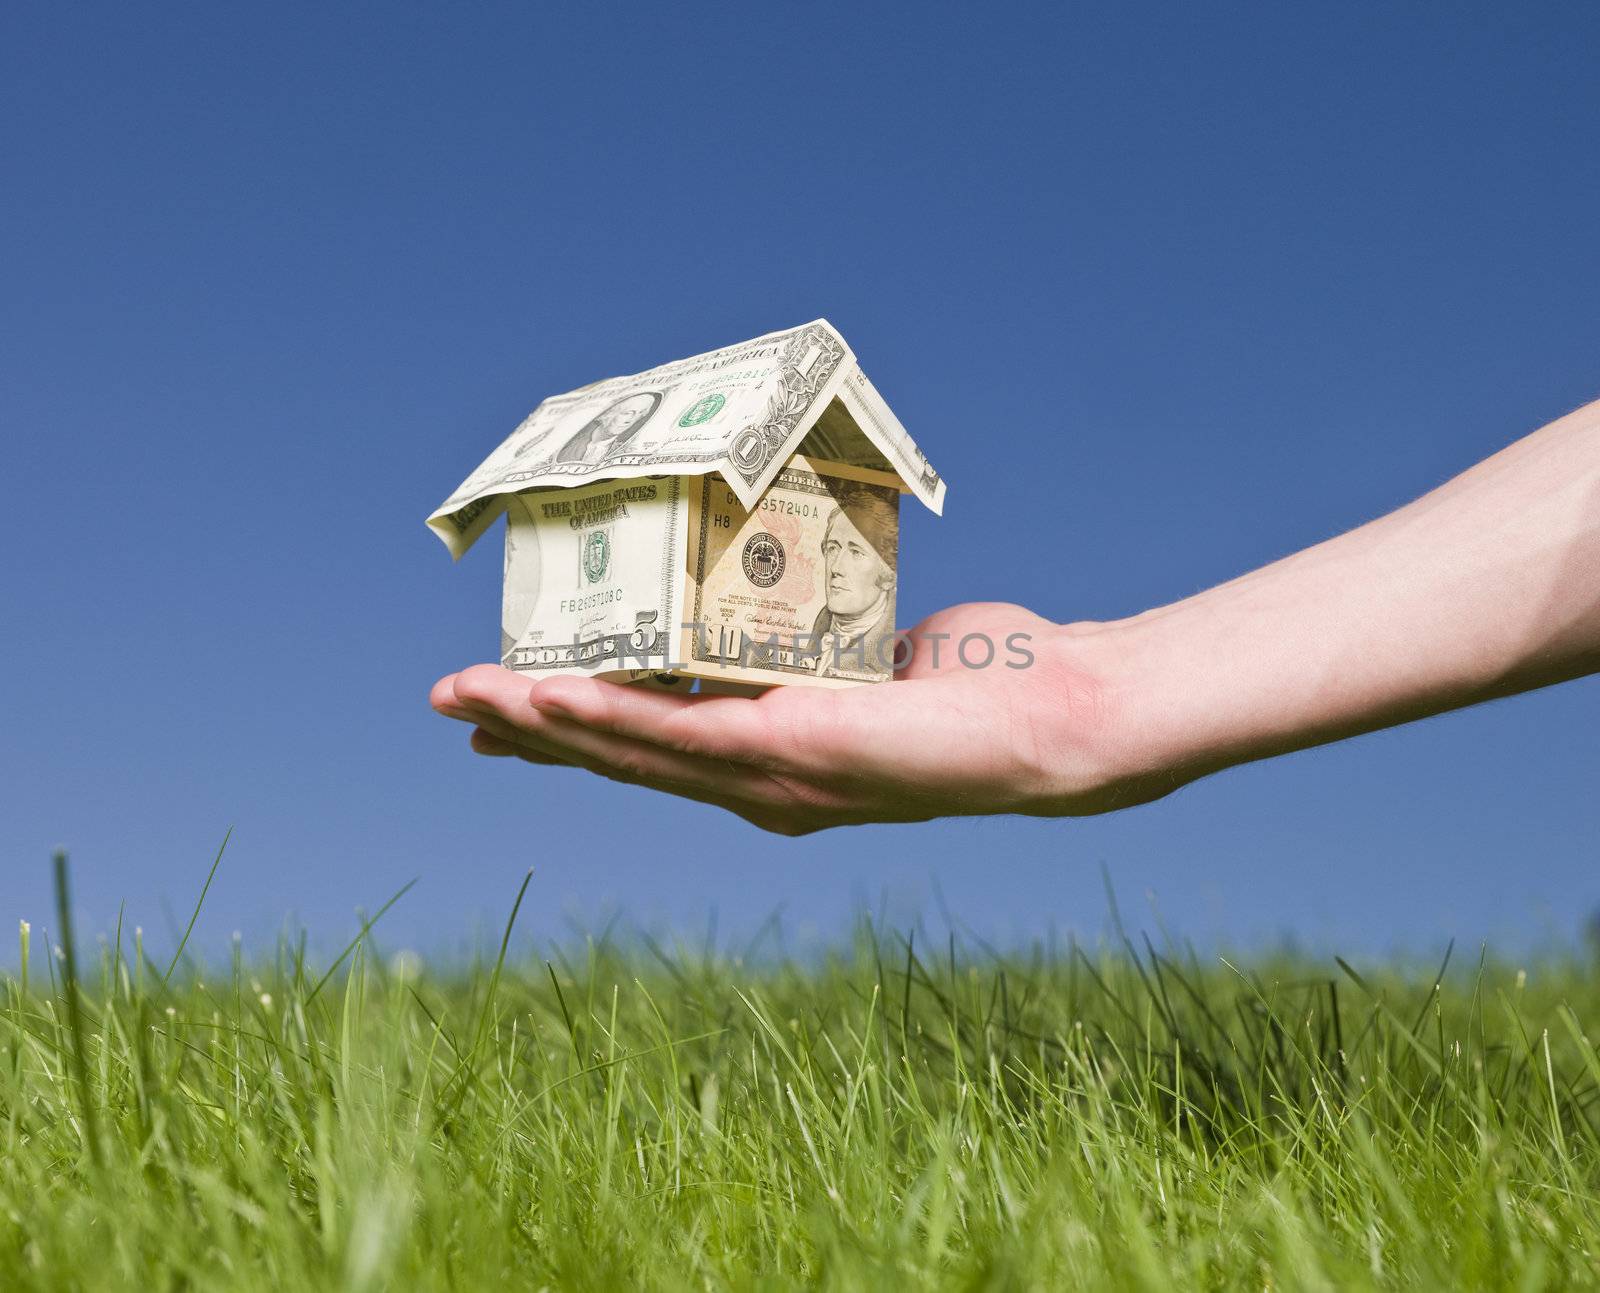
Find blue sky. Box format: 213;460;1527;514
4;2;1597;960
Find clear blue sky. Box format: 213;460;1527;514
5;2;1597;959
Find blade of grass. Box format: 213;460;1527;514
53;850;103;1170
163;826;232;983
305;877;419;1005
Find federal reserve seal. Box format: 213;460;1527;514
677;392;726;427
581;530;610;584
741;532;785;588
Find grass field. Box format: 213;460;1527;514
6;858;1600;1291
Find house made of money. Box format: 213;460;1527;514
426;320;947;689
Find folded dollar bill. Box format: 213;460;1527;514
427;320;946;688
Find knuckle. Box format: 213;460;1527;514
766;771;852;814
526;676;575;710
606;748;653;783
656;709;708;757
676;698;770;764
453;664;507;708
756;692;843;774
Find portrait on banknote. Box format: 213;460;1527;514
554;391;664;466
812;485;899;680
427;320;945;689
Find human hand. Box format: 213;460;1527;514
430;603;1145;835
436;398;1600;834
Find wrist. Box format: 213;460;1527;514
1036;611;1221;813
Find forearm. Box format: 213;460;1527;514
1083;397;1600;794
435;397;1598;834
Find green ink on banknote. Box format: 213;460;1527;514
678;393;726;427
582;531;610;584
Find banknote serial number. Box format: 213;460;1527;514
753;497;820;518
560;588;625;613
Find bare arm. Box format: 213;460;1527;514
431;397;1600;833
1096;396;1600;795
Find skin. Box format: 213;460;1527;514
432;397;1600;836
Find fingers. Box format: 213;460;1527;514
470;727;569;765
430;663;985;828
428;598;1072;830
435;666;811;811
527;674;785;765
521;673;971;814
439;671;573;766
432;665;536;721
469;728;516;756
439;667;809;771
521;710;784;805
526;674;883;783
510;711;815;825
440;665;972;795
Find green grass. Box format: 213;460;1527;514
6;858;1600;1290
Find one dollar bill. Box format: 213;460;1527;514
428;320;943;561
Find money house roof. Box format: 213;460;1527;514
426;320;946;561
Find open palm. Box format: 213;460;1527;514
431;602;1129;834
